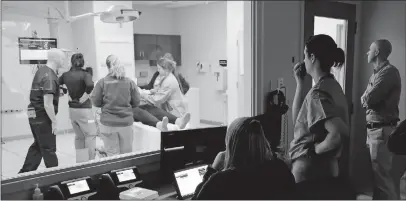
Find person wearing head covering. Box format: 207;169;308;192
192;117;296;200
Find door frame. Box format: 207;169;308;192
304;0;356;116
304;0;357;178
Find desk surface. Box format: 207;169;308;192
153;183;178;200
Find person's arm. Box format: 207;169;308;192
144;79;175;106
44;94;57;123
178;74;190;94
292;83;306;124
315;117;348;154
192;166;218;200
192;172;222;200
42;78;58;132
84;72;94;94
58;74;68;95
361;67;399;108
307;89;347;154
130;81;141;108
78;73;94;103
90;80;103;107
140;71;159;90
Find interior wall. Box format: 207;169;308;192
174;2;228;123
93;1;136;82
131;5;178;86
227;1;244;124
256;1;302;151
1;1;74;139
70;1;98;82
243;1;253;117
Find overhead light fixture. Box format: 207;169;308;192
59;2;141;28
100;5;142;27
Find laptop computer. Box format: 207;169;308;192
173;164;209;200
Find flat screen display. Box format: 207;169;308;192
67;180;90;195
18;37;57;64
174;165;208;198
116;169;137;183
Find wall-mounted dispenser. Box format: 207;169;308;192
213;67;227;91
196;61;209;73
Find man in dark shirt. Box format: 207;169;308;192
59;53;97;162
19;48;66;173
361;39;405;199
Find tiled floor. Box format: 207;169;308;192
1;123;216;180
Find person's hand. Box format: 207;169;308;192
79;94;89;103
293;62;306;84
212;151;226;171
303;142;317;158
51;121;58;135
150;89;157;94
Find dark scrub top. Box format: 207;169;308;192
59;67;94;108
28;65;60;116
289;74;349;161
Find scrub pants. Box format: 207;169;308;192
19;115;58;173
69;108;97;162
367;126;406;200
98;124;134;157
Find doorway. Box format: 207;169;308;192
304;0;356;178
312;16;348;92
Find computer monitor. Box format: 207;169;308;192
173;164;208;200
160;126;227;182
18;37;57;64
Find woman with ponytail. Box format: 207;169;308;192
289;34;353;199
91;55;140;156
59;53;97;162
192;117;296;200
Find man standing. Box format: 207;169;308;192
19;48;66;173
361;39;401;199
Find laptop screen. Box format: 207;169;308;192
174;164;208;198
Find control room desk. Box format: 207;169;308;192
152;183;192;200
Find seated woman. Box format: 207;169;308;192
192;117;296;200
134;57;190;131
140;53;190;95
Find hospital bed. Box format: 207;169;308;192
94;88;200;154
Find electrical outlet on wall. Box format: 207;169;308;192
277;78;284;88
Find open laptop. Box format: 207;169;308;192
173;164;209;200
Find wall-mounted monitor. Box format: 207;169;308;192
18;37;57;64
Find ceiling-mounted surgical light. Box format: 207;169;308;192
56;2;141;28
100;5;142;28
